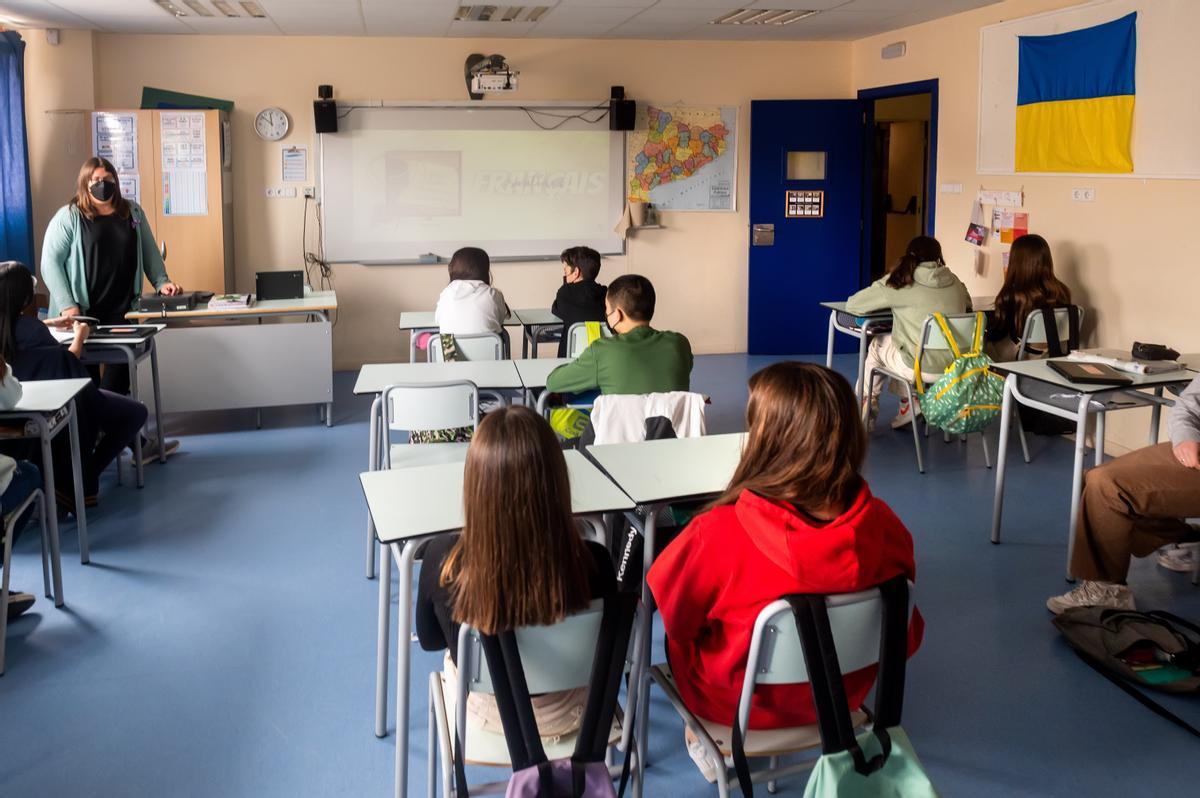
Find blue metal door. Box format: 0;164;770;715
748;100;866;355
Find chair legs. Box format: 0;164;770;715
1;516;12;675
902;382;925;474
980;431;993;469
1015;409;1032;464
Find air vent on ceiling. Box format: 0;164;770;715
152;0;265;18
211;0;237;17
711;9;819;26
454;6;551;24
182;0;213;16
240;1;266;18
153;0;188;17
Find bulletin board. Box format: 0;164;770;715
978;0;1200;178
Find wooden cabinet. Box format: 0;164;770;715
92;108;234;294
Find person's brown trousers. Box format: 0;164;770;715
1070;442;1200;583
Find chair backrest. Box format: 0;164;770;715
566;322;612;358
917;312;983;353
590;391;707;445
456;599;606;698
383;380;479;433
734;583;914;732
429;331;505;362
1018;305;1084;359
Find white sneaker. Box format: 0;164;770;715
890;397;921;429
1156;543;1200;573
1046;581;1136;615
685;730;723;784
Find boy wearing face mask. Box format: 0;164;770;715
550;246;607;358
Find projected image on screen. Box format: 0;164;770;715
384;151;461;218
320;107;624;262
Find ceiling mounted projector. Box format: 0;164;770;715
465;53;519;100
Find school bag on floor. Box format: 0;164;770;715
1053;607;1200;737
453;594;637;798
732;578;939;798
915;312;1004;436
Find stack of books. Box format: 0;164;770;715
208;293;252;310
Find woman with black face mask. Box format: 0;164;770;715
39;156;182;455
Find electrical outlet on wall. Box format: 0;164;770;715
303;186;316;198
1071;187;1095;202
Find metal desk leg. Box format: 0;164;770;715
38;420;64;606
126;348;145;488
409;331;418;364
856;330;869;404
375;539;392;737
67;402;89;564
149;340;166;462
325;400;333;428
990;375;1015;544
521;325;530;359
1095;410;1106;467
394;540;421;798
1149;387;1163;445
631;503;662;798
825;311;836;369
367;395;381;579
1065;397;1091;582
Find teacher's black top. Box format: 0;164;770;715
80;212;138;324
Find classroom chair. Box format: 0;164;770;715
1;487;50;675
864;312;992;474
427;596;638;797
429;332;507;362
1012;305;1086;464
649;579;914;797
565;322;613;359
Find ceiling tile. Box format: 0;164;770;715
360;0;453;36
0;0;92;28
258;0;365;35
445;20;537;38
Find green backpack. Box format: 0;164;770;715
914;312;1004;435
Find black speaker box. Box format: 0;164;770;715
609;99;635;131
314;99;338;134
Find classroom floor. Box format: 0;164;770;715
1;352;1197;797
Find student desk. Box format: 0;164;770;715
126;291;336;427
989;355;1196;580
511;308;563;359
513;357;571;408
360;450;635;798
397;310;520;363
354;360;524;579
54;324;166;485
585;432;746;798
0;378;92;606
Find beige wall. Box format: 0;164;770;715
76;34;849;368
854;0;1200;452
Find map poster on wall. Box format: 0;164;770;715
626;104;737;212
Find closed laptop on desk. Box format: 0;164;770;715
256;270;304;301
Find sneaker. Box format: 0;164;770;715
1156;543;1200;573
684;729;722;784
1046;580;1135;615
141;437;180;460
5;590;35;620
890;397;922;429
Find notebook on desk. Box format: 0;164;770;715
1047;360;1134;386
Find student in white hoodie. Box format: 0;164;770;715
0;357;43;622
434;247;508;336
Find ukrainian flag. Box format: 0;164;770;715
1015;12;1136;173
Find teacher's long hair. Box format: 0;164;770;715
71;156;132;220
0;261;36;367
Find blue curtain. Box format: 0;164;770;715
0;31;33;267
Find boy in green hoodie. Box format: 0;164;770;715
845;235;971;429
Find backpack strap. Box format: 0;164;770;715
585;321;603;346
1039;307;1081;358
915;313;962;395
1069;645;1200;739
967;312;986;358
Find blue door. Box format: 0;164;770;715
748;100;867;355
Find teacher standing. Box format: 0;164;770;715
40;156;182;395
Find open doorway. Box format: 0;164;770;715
859;81;938;284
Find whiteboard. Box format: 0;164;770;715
318;102;626;263
978;0;1200;178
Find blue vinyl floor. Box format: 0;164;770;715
1;353;1198;797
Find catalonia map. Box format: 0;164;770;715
626;105;737;211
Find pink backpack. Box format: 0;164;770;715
453;595;636;798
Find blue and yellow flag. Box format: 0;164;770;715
1015;12;1136;173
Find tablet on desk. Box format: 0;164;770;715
1047;360;1134;386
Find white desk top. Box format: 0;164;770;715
512;308;562;327
354;360;523;395
398;310;519;330
587;433;746;505
514;358;573;389
992;356;1197;394
51;324;164;346
819;297;994;317
0;378;91;414
360;450;634;543
127;290;337;320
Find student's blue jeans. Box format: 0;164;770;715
1;461;42;547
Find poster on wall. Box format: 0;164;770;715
160;112;208;216
92;112;140;204
625;104;738;211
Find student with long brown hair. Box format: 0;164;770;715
415;405;616;737
986;233;1072;361
845;235;971;429
647;363;923;780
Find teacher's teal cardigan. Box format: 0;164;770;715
40;202;171;317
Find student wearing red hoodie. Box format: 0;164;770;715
648;362;923;772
